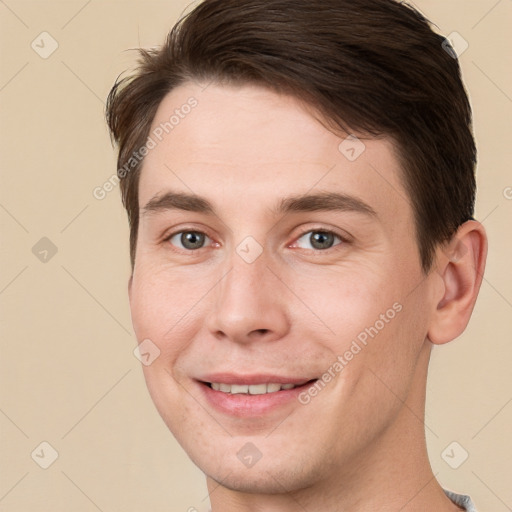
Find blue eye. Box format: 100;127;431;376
168;231;211;250
295;230;343;250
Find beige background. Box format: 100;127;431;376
0;0;510;510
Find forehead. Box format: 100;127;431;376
138;81;411;224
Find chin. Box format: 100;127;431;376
207;465;314;495
199;446;324;497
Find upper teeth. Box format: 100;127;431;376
210;383;297;394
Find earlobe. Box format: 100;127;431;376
427;220;488;345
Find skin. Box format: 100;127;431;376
128;82;487;511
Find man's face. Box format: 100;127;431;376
129;82;439;493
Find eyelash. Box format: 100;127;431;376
163;227;350;254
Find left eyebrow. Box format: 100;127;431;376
273;191;378;217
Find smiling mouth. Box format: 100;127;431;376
202;380;317;395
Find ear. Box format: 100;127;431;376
428;220;488;345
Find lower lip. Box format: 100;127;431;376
197;380;317;417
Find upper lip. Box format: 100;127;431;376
197;373;316;386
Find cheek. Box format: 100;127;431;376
291;265;403;348
130;266;204;422
129;264;206;342
129;269;206;396
344;280;431;411
311;265;428;403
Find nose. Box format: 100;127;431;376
205;248;291;345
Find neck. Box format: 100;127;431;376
207;342;462;512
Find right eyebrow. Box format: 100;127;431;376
141;191;215;217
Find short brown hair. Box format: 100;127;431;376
106;0;476;273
